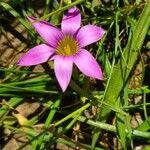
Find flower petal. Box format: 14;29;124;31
54;55;73;92
74;49;103;80
76;25;106;48
61;7;81;34
18;44;55;66
28;17;63;48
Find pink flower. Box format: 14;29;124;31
18;7;106;92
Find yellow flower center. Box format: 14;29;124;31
56;35;78;56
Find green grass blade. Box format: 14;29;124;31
92;1;150;148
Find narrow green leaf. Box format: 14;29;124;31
92;1;150;148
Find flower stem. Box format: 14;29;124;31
34;0;85;22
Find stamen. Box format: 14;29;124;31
56;35;78;56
